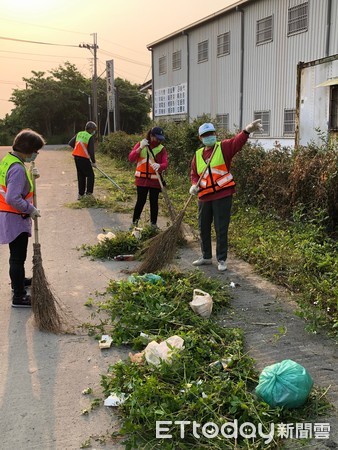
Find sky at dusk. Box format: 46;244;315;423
0;0;237;120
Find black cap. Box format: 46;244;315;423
151;127;165;141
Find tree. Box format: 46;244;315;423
114;78;151;134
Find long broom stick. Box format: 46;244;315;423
146;146;177;222
30;162;66;333
94;165;125;192
137;145;218;274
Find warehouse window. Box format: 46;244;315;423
198;40;208;63
159;56;167;75
329;86;338;130
284;109;296;136
254;111;270;136
288;2;308;35
172;50;181;71
216;114;229;131
217;32;230;57
256;16;273;45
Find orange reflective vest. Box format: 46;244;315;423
0;153;34;214
72;131;92;159
135;144;163;179
196;142;235;198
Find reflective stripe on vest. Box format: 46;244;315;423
196;142;235;198
72;131;92;159
0;153;33;214
135;144;163;179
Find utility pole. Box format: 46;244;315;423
79;33;98;126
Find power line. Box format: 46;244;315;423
99;48;150;68
0;35;79;48
0;49;86;59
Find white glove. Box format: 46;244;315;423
31;167;40;179
151;162;160;171
139;139;149;150
91;162;97;168
245;119;263;134
189;185;199;195
30;207;41;219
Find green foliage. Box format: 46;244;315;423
86;271;330;449
81;227;158;260
229;204;338;333
99;131;142;166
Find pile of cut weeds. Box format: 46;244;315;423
83;270;331;449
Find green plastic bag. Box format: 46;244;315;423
255;359;313;408
128;273;164;284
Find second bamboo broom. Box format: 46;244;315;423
137;145;218;274
30;162;68;333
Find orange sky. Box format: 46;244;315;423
0;0;237;120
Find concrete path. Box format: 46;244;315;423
1;146;337;449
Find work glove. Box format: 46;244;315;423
31;167;40;179
139;139;149;150
91;162;97;168
30;207;41;219
151;162;160;171
245;119;263;134
189;185;199;195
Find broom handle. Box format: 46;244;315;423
181;144;219;213
145;146;165;190
30;162;39;245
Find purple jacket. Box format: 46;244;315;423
0;155;35;244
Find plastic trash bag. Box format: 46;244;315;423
144;335;184;366
128;273;164;284
255;359;314;408
189;289;213;318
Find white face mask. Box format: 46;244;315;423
25;152;38;163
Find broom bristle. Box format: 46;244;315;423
137;211;185;274
32;243;73;333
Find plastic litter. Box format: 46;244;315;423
189;289;213;318
128;273;164;284
144;335;185;366
97;232;116;242
255;359;314;408
104;392;127;407
99;335;113;349
114;254;135;261
131;227;143;239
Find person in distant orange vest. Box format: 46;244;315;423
190;119;263;272
128;127;168;229
68;121;97;200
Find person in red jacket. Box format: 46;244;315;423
128;127;168;229
190;119;262;271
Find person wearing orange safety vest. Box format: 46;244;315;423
0;128;45;307
68;121;97;200
128;127;168;229
190;120;263;272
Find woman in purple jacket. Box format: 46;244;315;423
0;129;45;308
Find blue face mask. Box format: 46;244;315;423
25;152;38;163
202;136;217;147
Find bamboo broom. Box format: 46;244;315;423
137;145;218;274
30;162;68;333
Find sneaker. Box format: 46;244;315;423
12;294;32;308
77;194;84;200
129;221;138;231
192;256;212;266
217;261;227;272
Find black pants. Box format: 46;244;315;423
132;186;161;225
74;156;94;195
198;195;233;262
9;232;29;298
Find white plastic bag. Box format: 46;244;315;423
144;335;184;366
189;289;213;318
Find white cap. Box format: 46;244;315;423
198;123;216;136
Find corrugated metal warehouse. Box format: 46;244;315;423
147;0;338;148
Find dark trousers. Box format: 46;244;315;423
132;186;161;225
74;156;94;195
198;195;233;262
9;232;29;298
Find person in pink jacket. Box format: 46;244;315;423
128;127;168;229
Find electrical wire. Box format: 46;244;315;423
0;35;79;47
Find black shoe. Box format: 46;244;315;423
12;294;32;308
